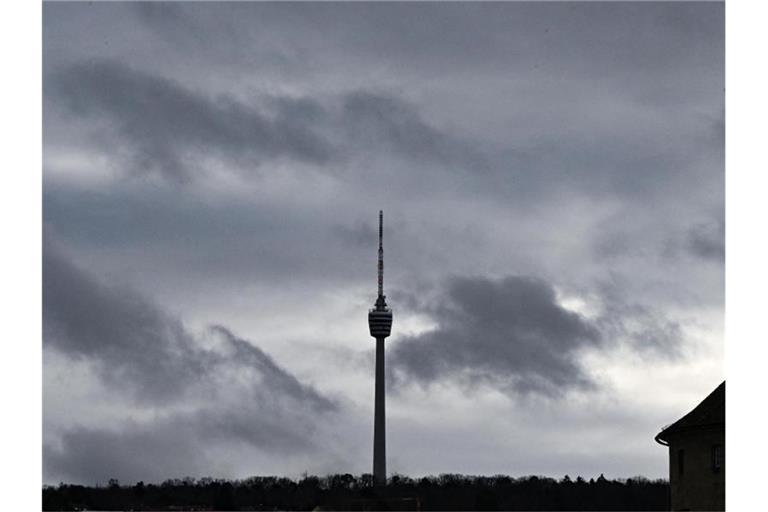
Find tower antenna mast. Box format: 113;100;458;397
378;210;384;299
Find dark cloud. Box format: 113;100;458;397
47;59;336;181
389;275;602;396
46;60;486;183
687;219;725;263
43;234;335;409
44;235;340;482
43;234;204;402
389;274;689;396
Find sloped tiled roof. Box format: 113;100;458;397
655;381;725;445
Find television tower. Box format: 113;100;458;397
368;210;393;486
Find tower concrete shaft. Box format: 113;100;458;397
373;336;386;485
368;210;392;486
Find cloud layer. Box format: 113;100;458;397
43;1;724;482
44;235;340;483
48;60;335;181
390;276;602;396
47;59;483;183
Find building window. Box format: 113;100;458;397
678;449;685;476
712;444;723;472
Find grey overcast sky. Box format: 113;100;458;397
42;1;724;485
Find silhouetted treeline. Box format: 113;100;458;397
43;473;669;511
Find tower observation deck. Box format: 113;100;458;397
368;210;392;486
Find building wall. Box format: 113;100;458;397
667;426;725;511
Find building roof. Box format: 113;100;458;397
655;381;725;445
